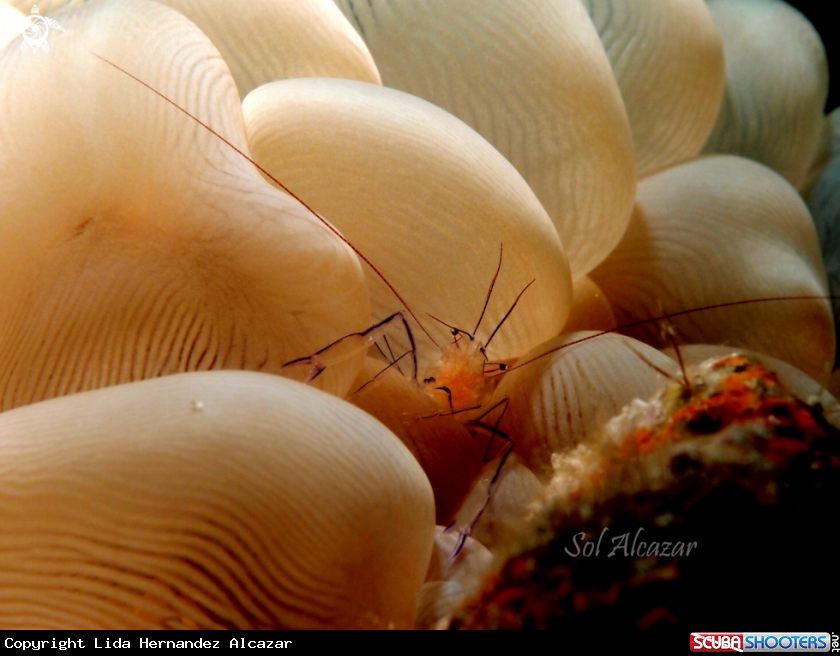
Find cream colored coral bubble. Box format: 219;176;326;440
562;275;616;334
591;155;834;385
0;371;435;629
581;0;725;177
0;0;370;408
157;0;381;98
334;0;636;277
243;77;572;374
703;0;828;190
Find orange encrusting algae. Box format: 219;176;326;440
627;355;824;460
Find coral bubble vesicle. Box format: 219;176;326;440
0;373;435;629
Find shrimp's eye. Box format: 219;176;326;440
498;363;507;371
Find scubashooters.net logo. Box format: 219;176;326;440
690;633;833;652
20;5;65;54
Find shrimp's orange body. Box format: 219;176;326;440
422;341;493;413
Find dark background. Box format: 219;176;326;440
784;2;838;113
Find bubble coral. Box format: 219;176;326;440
0;0;836;630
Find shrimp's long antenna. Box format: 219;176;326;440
426;243;506;344
92;53;440;349
483;278;536;351
495;295;839;377
473;243;504;337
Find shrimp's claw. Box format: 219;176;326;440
444;474;494;559
444;524;472;560
304;362;326;383
279;355;326;384
445;412;515;559
282;312;419;388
